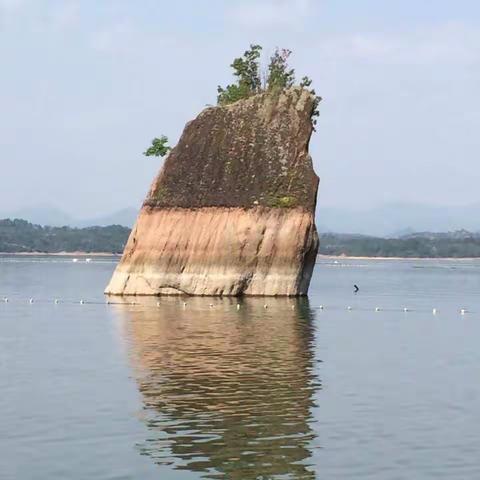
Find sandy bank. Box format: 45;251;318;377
317;255;480;261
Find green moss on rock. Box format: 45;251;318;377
146;87;319;211
267;195;298;208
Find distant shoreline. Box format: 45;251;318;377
1;252;478;261
317;255;480;261
3;219;480;259
0;251;121;257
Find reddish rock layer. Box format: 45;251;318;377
106;87;320;296
105;206;318;296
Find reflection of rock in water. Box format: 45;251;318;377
115;297;321;479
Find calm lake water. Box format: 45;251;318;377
1;256;480;479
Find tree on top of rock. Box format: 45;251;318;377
217;44;262;105
145;45;321;157
217;44;321;127
266;48;295;91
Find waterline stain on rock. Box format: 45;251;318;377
106;87;320;296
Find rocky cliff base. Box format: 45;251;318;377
105;206;318;296
106;88;320;297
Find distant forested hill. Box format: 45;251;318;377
319;231;480;258
0;219;130;253
2;218;480;257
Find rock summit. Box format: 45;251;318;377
106;87;320;296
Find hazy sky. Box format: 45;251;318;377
1;0;480;217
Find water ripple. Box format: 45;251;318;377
114;298;321;479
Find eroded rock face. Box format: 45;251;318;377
106;87;320;296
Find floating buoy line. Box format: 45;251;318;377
0;295;474;315
1;296;136;306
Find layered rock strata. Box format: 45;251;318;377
106;87;320;296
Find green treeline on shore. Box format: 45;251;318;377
0;219;129;253
2;218;480;258
320;232;480;258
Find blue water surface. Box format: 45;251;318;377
1;256;480;479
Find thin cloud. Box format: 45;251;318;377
1;0;79;29
49;1;80;29
228;0;311;29
0;0;25;22
0;0;24;10
89;22;137;55
318;23;480;66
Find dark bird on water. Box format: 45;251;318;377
354;284;359;293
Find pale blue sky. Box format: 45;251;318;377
1;0;479;217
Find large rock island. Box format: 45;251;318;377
105;87;320;296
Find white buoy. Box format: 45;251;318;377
156;301;160;307
375;307;380;312
236;304;240;310
72;258;78;263
403;307;409;312
291;304;295;310
80;299;84;304
85;258;91;263
347;306;352;311
461;309;466;315
263;304;268;309
106;300;111;305
3;297;8;303
209;303;214;308
319;305;324;310
29;298;34;304
183;302;187;308
432;308;437;315
54;299;59;304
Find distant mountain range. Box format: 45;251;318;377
0;219;129;253
3;218;480;257
0;206;139;229
316;203;480;237
1;202;480;236
319;230;480;258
